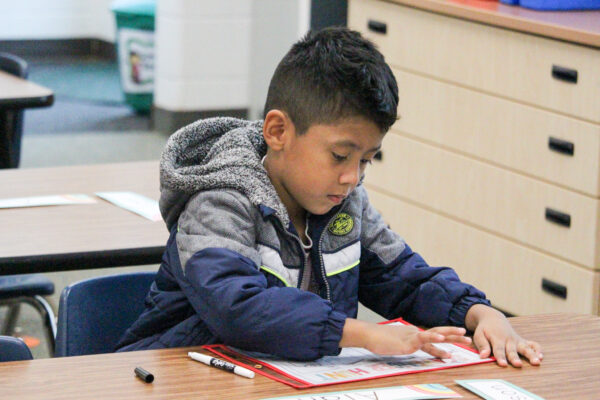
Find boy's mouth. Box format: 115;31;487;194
327;194;346;204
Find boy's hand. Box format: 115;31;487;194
465;304;543;367
340;318;471;359
365;324;472;359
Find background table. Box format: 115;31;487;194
1;68;54;168
0;161;168;275
0;69;54;109
0;313;597;399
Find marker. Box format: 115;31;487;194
134;366;154;383
188;352;255;379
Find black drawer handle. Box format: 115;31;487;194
548;137;574;156
552;65;578;84
373;151;383;161
367;20;387;34
542;278;567;299
545;208;571;228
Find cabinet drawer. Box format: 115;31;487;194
367;190;600;316
365;134;600;268
349;0;600;123
392;69;600;197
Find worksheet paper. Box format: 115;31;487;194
204;319;493;389
456;379;545;400
261;383;461;399
0;194;96;209
95;191;161;221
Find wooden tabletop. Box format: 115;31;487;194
0;161;169;274
384;0;600;48
0;313;596;399
0;70;54;109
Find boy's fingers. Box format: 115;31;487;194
505;340;522;367
528;341;543;360
492;340;508;367
517;341;542;365
443;335;472;345
421;343;451;359
472;329;491;359
430;327;467;336
417;331;445;344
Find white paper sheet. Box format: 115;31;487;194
95;191;161;221
261;383;462;399
0;194;96;209
456;379;545;400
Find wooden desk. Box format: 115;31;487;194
0;161;168;275
0;313;596;399
0;69;54;109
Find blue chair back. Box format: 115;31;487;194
55;271;156;357
0;52;28;78
0;335;33;362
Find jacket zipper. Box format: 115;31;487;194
317;203;349;303
274;205;348;299
277;215;310;289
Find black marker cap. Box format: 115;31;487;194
134;366;154;383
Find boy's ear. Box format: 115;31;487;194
263;109;293;151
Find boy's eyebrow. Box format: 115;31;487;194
333;140;381;153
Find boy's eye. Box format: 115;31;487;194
360;159;373;165
332;152;348;162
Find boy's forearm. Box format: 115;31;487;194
339;318;373;349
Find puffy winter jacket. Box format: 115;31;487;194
115;117;490;360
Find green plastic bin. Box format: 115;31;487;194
111;0;156;113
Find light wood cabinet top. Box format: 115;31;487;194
383;0;600;47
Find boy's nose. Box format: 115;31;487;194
339;165;361;186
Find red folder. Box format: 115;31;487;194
203;318;494;389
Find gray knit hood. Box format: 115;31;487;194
159;117;289;229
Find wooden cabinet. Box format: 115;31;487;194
350;0;600;122
368;190;600;315
349;0;600;315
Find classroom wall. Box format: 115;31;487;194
153;0;252;112
247;0;311;120
0;0;322;115
0;0;116;41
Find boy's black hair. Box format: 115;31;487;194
263;26;398;134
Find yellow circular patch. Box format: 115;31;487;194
328;213;354;236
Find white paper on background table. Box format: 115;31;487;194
0;194;96;209
95;191;161;221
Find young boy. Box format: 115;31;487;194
117;27;542;367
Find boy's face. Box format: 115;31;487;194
265;114;383;220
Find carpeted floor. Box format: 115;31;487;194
28;55;124;105
25;99;151;134
25;56;151;135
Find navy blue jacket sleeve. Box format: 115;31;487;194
358;192;490;328
359;245;490;328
